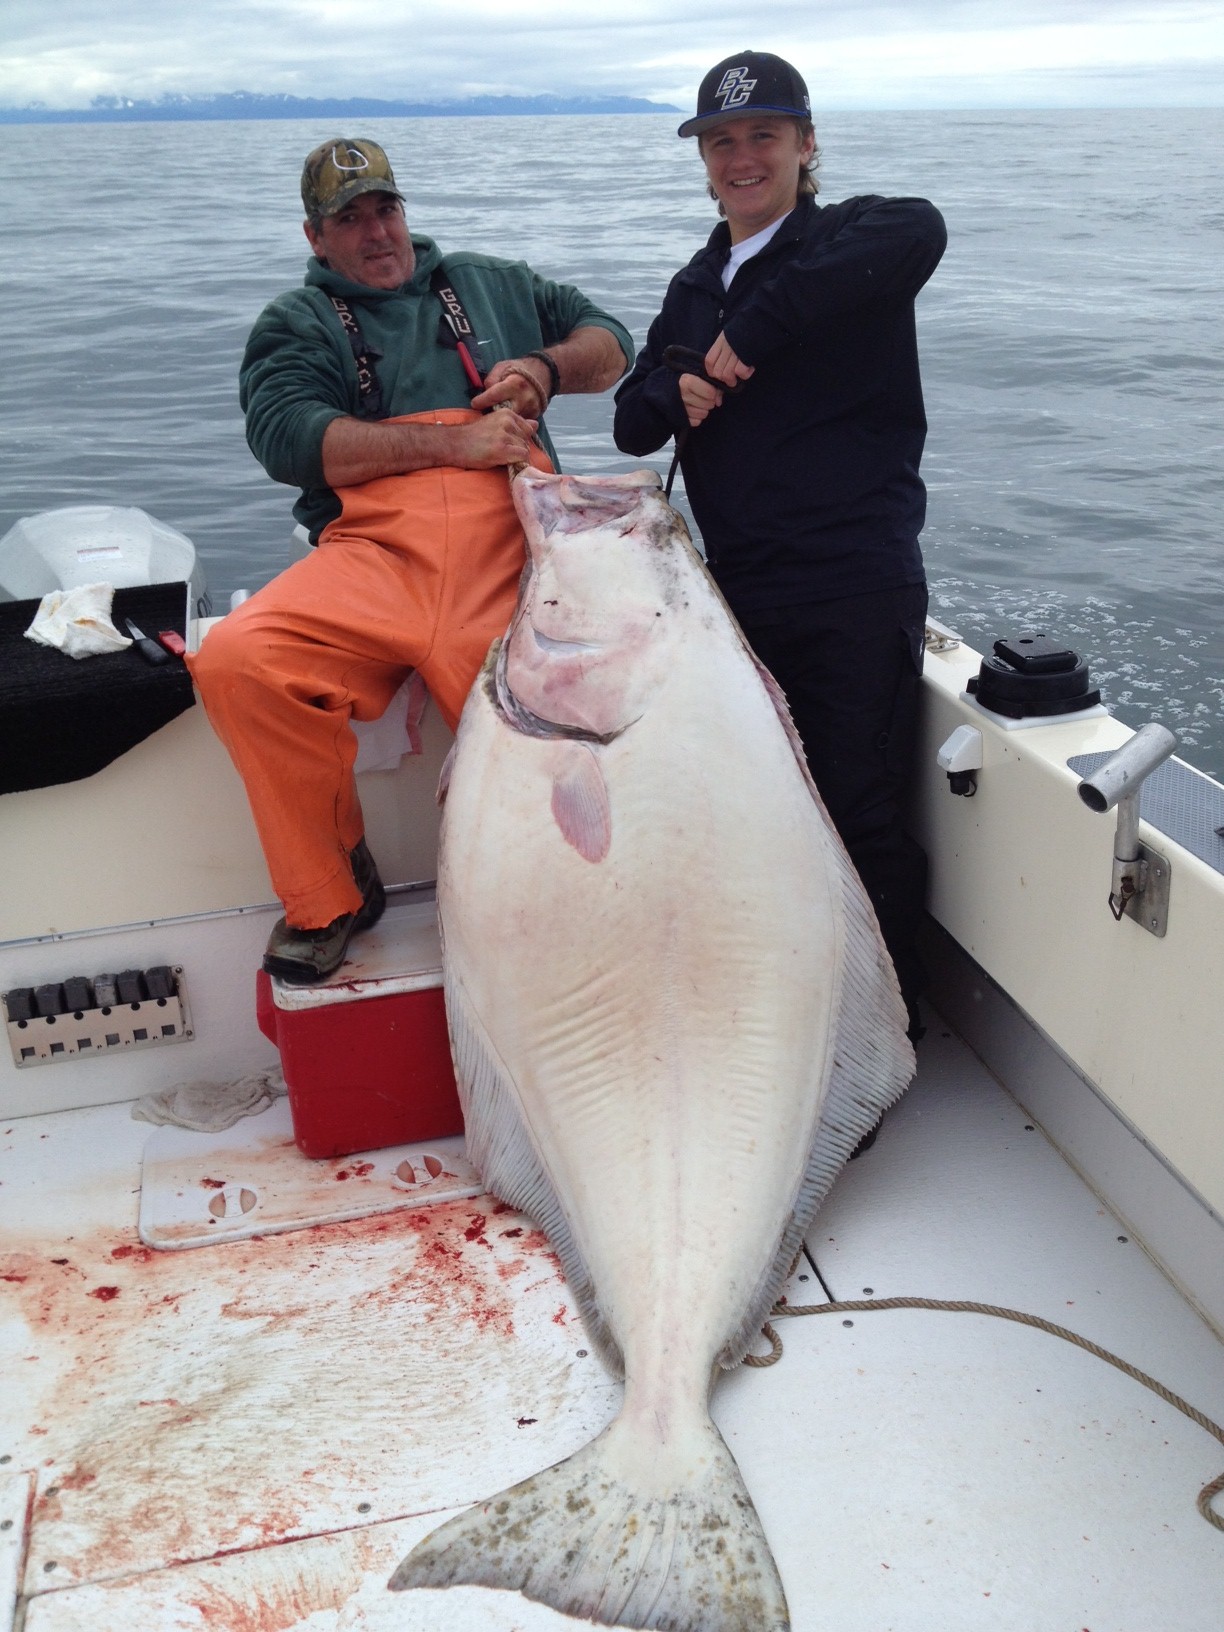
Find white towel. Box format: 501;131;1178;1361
131;1068;287;1132
24;583;132;658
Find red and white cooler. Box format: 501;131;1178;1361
256;891;462;1159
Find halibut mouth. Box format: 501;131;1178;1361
513;464;666;539
490;628;627;745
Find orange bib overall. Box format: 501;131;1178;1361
190;410;552;928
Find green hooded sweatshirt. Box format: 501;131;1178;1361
240;236;634;540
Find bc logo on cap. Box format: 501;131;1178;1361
716;67;757;110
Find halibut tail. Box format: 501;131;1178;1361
388;1411;789;1632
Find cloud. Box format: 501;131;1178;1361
1;0;1222;109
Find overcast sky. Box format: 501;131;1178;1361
2;0;1222;111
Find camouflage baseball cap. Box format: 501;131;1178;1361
301;138;405;217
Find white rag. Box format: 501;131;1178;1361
131;1068;287;1132
24;583;132;659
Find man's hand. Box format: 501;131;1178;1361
471;358;551;419
473;329;626;419
703;334;754;390
676;333;754;426
679;373;723;428
451;407;540;468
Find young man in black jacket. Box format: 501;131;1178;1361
614;50;946;1040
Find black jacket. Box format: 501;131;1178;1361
613;194;947;613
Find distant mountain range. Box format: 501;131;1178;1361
0;91;680;124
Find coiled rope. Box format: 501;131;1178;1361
743;1293;1224;1531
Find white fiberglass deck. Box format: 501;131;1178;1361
2;1016;1222;1632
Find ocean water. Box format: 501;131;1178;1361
3;109;1223;775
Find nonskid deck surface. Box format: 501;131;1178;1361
2;1020;1222;1631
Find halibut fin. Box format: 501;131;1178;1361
443;954;623;1376
551;743;612;861
388;1413;790;1632
716;650;916;1370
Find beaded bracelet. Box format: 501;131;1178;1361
524;349;561;403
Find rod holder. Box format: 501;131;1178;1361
1077;723;1177;933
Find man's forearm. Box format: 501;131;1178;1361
546;325;629;395
319;411;538;488
319;418;452;488
473;326;627;417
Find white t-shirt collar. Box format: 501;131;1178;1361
722;216;787;291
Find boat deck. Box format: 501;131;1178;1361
3;1012;1223;1631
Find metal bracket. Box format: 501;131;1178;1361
1110;842;1172;937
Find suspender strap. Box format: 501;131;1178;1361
328;296;385;419
326;271;495;415
430;268;487;395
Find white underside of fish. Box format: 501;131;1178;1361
390;468;914;1631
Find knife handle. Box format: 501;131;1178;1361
130;632;171;665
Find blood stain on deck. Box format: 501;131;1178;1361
3;1198;577;1586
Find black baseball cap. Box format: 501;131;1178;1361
678;50;811;139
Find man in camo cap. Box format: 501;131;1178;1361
301;137;403;217
191;137;633;984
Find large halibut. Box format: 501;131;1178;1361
390;467;915;1630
